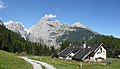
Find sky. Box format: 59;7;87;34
0;0;120;38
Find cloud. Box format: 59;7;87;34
44;14;57;18
0;0;5;10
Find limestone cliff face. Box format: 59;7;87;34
4;20;27;39
4;16;99;47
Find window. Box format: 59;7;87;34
103;51;105;55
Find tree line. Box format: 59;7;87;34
0;25;56;56
100;35;120;58
60;35;120;58
1;24;120;57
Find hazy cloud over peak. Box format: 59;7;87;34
44;14;56;18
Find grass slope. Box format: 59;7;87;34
30;56;120;69
0;50;33;69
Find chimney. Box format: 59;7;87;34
83;41;86;48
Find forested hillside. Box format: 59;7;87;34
0;24;56;56
100;35;120;58
1;21;120;58
60;35;120;58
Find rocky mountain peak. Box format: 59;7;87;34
28;16;66;47
36;14;57;26
72;22;89;29
3;14;100;47
4;20;24;29
4;20;27;39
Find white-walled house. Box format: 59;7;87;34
59;43;106;62
93;45;106;62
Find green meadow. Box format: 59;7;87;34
0;50;33;69
30;56;120;69
0;50;120;69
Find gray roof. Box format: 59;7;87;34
59;44;104;61
58;45;83;58
72;44;102;61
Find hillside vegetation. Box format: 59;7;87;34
100;35;120;58
0;50;32;69
60;35;120;58
58;27;102;42
0;24;56;56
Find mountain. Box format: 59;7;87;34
72;22;89;29
3;15;101;47
0;21;27;53
0;20;57;55
27;17;65;47
4;20;27;39
1;19;120;58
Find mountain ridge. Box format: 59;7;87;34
2;15;100;47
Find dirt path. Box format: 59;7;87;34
21;57;56;69
21;57;42;69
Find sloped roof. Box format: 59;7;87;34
59;43;104;61
58;45;83;58
72;44;102;61
58;46;73;58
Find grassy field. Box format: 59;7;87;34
30;56;120;69
0;50;33;69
